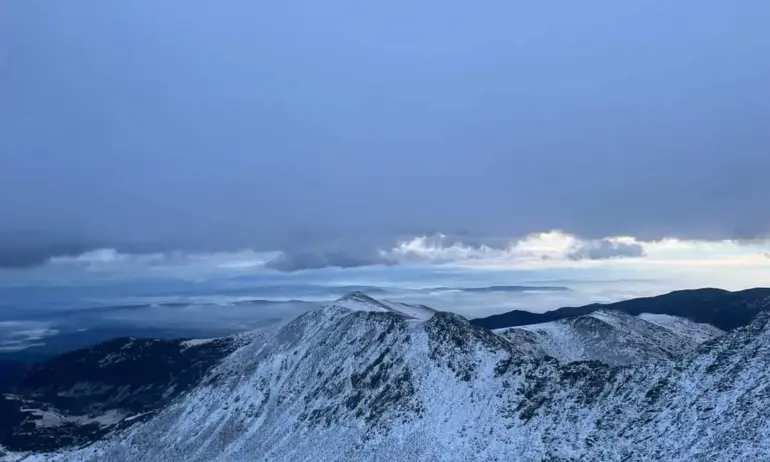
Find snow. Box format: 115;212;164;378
497;310;723;366
19;294;770;461
638;312;724;343
180;338;218;349
378;301;437;321
0;450;29;462
19;408;127;429
123;411;154;423
499;319;586;362
330;292;436;321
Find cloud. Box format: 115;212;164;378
3;248;279;284
567;239;645;261
0;321;59;352
264;249;393;272
49;248;278;269
380;231;769;270
0;231;100;268
1;230;767;283
72;300;318;332
381;234;508;265
3;0;770;258
381;231;608;267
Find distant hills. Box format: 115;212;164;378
471;287;770;331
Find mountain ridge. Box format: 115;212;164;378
498;309;723;365
4;291;769;461
471;287;770;331
3;290;770;461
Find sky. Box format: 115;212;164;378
2;0;770;260
0;0;769;343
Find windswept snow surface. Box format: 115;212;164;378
638;312;724;343
180;338;219;349
497;310;723;365
15;294;770;462
330;291;437;321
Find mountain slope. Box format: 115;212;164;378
21;293;770;462
0;335;243;453
471;287;770;331
497;310;723;365
637;312;724;342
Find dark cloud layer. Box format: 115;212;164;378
2;1;769;256
264;250;393;272
567;240;646;261
0;231;99;269
0;246;76;269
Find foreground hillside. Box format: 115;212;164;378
0;337;243;453
4;292;768;461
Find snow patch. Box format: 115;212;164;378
638;312;724;343
22;409;127;429
180;338;218;349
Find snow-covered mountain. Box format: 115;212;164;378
7;291;770;461
330;291;437;321
637;312;725;342
496;310;723;365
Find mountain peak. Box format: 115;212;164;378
334;291;394;312
336;290;378;303
332;292;437;321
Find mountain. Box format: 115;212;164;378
0;336;242;453
331;291;437;321
0;362;26;387
497;309;723;365
636;312;725;342
471;287;770;331
6;291;770;461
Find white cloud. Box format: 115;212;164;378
374;232;770;294
2;232;767;290
43;248;280;278
382;231;636;268
567;239;645;260
0;321;59;352
630;238;770;267
382;233;510;265
381;231;770;272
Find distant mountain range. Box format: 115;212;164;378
471;287;770;331
3;288;770;461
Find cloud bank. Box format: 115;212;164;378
264;248;394;272
566;239;646;261
0;321;60;352
2;231;766;283
379;232;649;268
0;231;102;269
